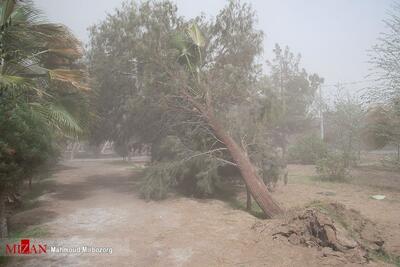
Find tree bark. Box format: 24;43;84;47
70;141;78;160
0;189;8;238
246;185;252;211
397;144;400;163
207;113;283;218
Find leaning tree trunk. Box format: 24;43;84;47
207;113;283;218
246;185;252;211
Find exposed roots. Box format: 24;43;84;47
269;202;384;264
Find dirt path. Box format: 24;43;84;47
8;161;394;266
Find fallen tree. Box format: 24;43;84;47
88;1;287;217
186;93;283;217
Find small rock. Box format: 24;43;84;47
344;248;367;264
335;225;358;249
288;233;301;245
317;191;336;196
324;225;337;246
321;247;343;257
371;195;385;200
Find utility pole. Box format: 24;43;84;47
319;84;324;140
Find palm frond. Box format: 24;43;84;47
0;0;88;140
186;23;205;48
29;102;83;137
48;48;82;59
0;0;16;27
48;69;89;91
0;74;32;88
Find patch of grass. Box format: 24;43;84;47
305;200;350;230
289;174;346;185
212;183;268;219
305;200;386;249
227;197;267;219
24;180;54;200
126;164;147;170
19;180;56;211
288;174;315;184
9;226;49;239
0;256;7;265
370;250;400;267
311;175;349;184
0;172;54;264
107;160;135;166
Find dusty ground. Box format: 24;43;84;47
279;164;400;257
6;161;399;266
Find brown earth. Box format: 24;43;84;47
6;161;400;266
270;202;384;264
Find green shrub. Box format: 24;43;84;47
289;134;328;164
0;104;59;193
381;153;400;170
139;136;224;200
140;157;223;200
139;162;179;200
315;151;350;181
260;157;282;187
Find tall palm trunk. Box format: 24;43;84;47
207;113;283;218
0;189;8;238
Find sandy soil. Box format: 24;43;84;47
277;165;400;257
7;161;399;266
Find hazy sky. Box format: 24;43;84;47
34;0;392;95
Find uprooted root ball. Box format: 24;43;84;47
263;202;384;264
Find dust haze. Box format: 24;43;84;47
1;1;399;266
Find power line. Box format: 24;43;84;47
321;78;377;87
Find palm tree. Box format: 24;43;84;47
0;0;89;237
0;0;88;135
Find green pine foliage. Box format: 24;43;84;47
288;134;328;164
315;151;350;181
140;136;224;200
0;103;59;192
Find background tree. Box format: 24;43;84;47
324;90;365;167
366;2;400;165
363;105;400;163
266;44;323;182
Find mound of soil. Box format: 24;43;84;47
270;202;384;264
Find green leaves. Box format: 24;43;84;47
0;0;88;140
0;74;32;88
29;103;83;137
171;23;205;71
186;23;205;48
0;0;16;28
170;32;188;52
